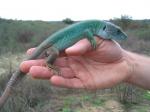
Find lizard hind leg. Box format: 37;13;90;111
46;47;60;75
84;30;97;50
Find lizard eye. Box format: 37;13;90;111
117;29;121;34
103;26;106;30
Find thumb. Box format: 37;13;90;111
65;39;92;56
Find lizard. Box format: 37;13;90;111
0;20;127;108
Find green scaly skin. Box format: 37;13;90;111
0;20;127;108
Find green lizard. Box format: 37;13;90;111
0;20;127;108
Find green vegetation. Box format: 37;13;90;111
0;18;67;54
0;17;150;111
143;91;150;100
62;18;74;24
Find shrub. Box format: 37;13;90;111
62;18;74;24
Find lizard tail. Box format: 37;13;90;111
0;69;25;109
0;42;50;109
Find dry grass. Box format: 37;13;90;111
0;20;150;111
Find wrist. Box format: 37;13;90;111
122;51;136;83
123;50;150;89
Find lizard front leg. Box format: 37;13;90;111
46;47;60;75
83;30;97;49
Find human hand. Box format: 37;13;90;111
20;37;132;89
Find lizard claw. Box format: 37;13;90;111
46;63;61;76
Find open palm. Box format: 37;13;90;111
20;37;131;89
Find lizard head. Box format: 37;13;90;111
98;21;127;40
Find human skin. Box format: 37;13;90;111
20;37;150;90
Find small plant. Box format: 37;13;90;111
91;99;105;106
137;29;150;40
80;94;105;107
62;18;74;24
61;107;72;112
143;91;150;100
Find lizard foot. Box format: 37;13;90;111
46;63;61;76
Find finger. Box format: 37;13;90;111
30;66;75;79
65;37;104;56
20;57;69;74
26;47;47;58
26;47;67;58
29;66;53;79
20;59;46;73
50;75;84;89
65;39;92;56
27;48;36;55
